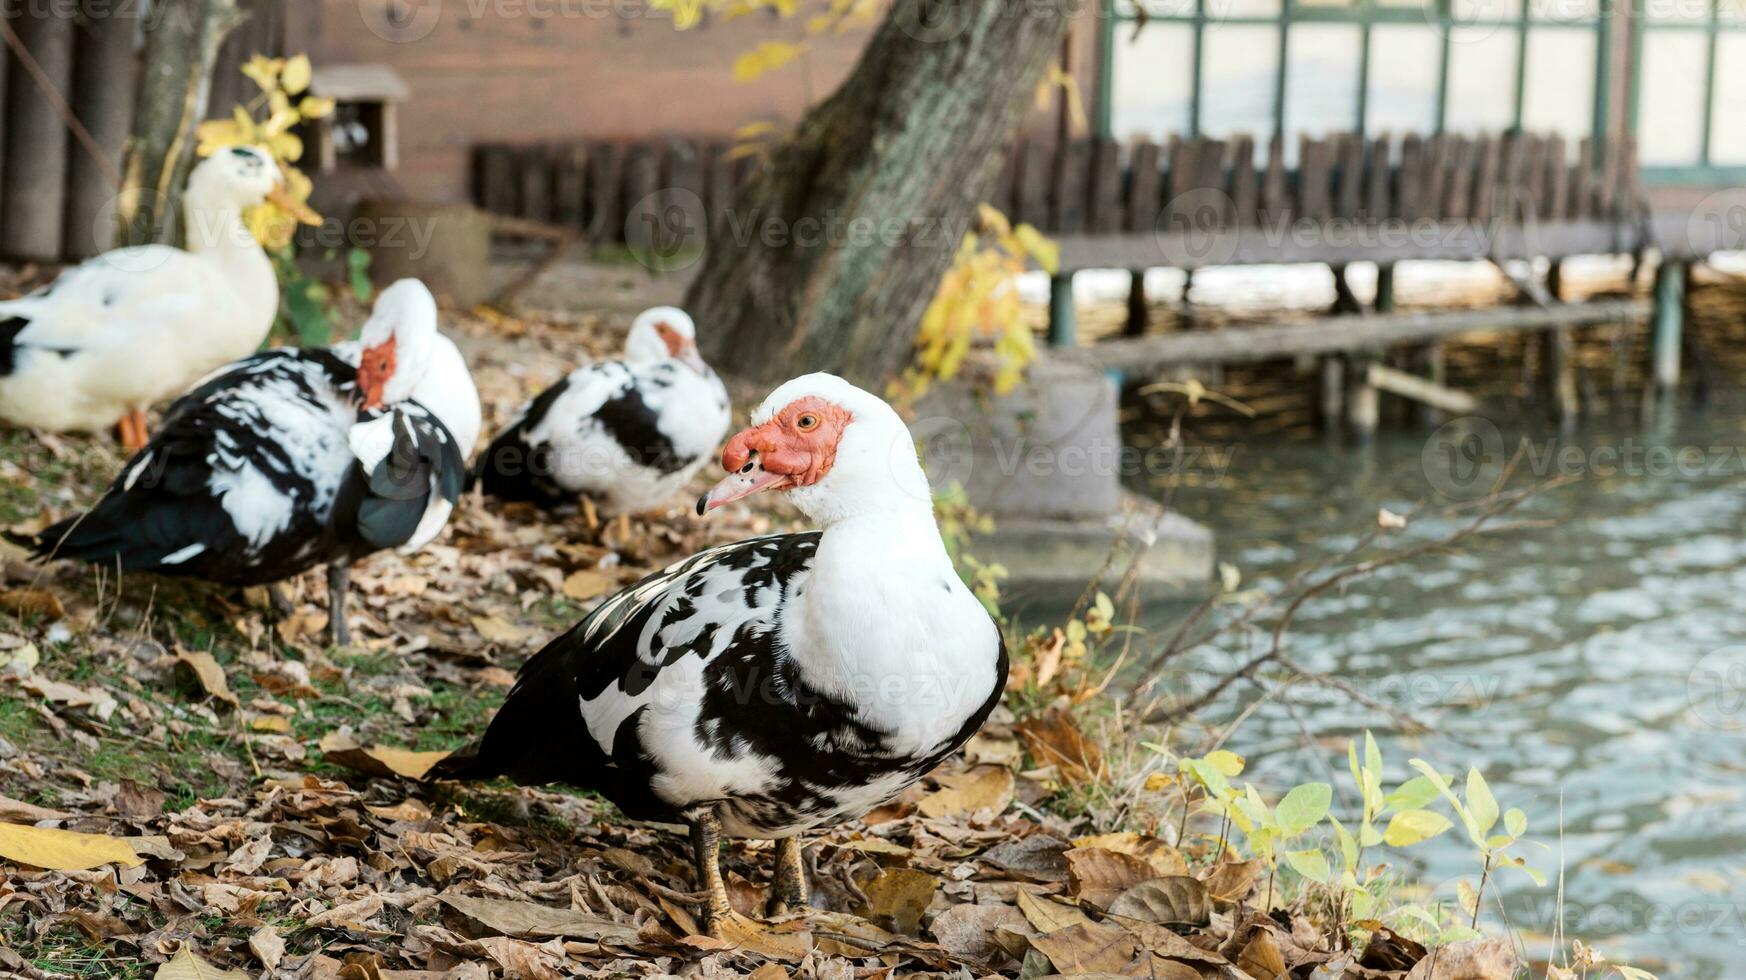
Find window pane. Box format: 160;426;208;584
1367;25;1442;134
1201;24;1281;139
1454;0;1523;20
1639;31;1710;164
1521;28;1595;142
1711;34;1746;163
1642;0;1708;23
1110;24;1196;139
1284;24;1362;137
1443;27;1520;132
1528;0;1600;20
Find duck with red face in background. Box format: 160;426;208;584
472;307;730;515
8;280;481;647
437;373;1007;937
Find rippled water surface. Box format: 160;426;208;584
1152;405;1746;978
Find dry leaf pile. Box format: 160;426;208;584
0;298;1519;978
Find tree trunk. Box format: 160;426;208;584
685;0;1073;390
63;0;138;259
115;0;244;247
1;3;75;261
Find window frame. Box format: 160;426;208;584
1632;0;1746;184
1097;0;1611;158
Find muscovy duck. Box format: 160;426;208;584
0;147;294;449
438;373;1006;935
472;306;730;514
10;280;481;646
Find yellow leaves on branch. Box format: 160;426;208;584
897;204;1056;403
195;53;331;249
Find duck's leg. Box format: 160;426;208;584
266;583;295;617
688;807;735;936
116;409;149;453
766;836;808;916
326;563;352;647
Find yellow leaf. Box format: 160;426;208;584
240;54;281;94
915;765;1014;818
318;732;449;781
733;40;804;82
281;54;312;96
734;120;777;140
155;947;252;980
0;823;143;871
299;95;336;119
1204;749;1246;777
561;568;613;601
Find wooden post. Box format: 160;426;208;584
1048;273;1077;347
1546;324;1577;431
1652;259;1687;393
1375;264;1396;312
1319;355;1345;434
1547;259;1564;302
1347;353;1380;441
64;0;137;259
1124;270;1147;337
2;4;76;260
1412;341;1448;427
1331;264;1363;314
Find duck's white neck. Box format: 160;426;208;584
182;184;279;334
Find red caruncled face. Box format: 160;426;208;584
722;396;852;489
356;336;397;409
654;322;688;358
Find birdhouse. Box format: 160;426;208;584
306;64;410;174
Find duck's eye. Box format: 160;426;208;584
796;414;819;432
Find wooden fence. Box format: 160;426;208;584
472;130;1646;265
0;0;285;263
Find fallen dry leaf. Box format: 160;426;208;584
1065;847;1164;908
319;732;450;781
0;822;144;871
173;648;239;709
0;792;69;823
1199;856;1265;903
1030;920;1137;974
862;867;939;934
0;587;63;621
561;568;614;600
1107;876;1211;928
929;902;1030;962
249;926;286;972
472;935;569;980
916;765;1014;819
471;615;533;645
154;946;251;980
1072;832;1186;877
1404;937;1520;980
1017;889;1093;933
1014;705;1103;784
440;893;640;943
1237;928;1288;980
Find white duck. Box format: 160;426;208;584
11;280;480;646
0;146;289;449
439;373;1006;936
472;307;730;514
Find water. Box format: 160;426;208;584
1152;405;1746;978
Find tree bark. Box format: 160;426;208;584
63;0;138;259
1;3;75;261
116;0;244;247
685;0;1073;390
